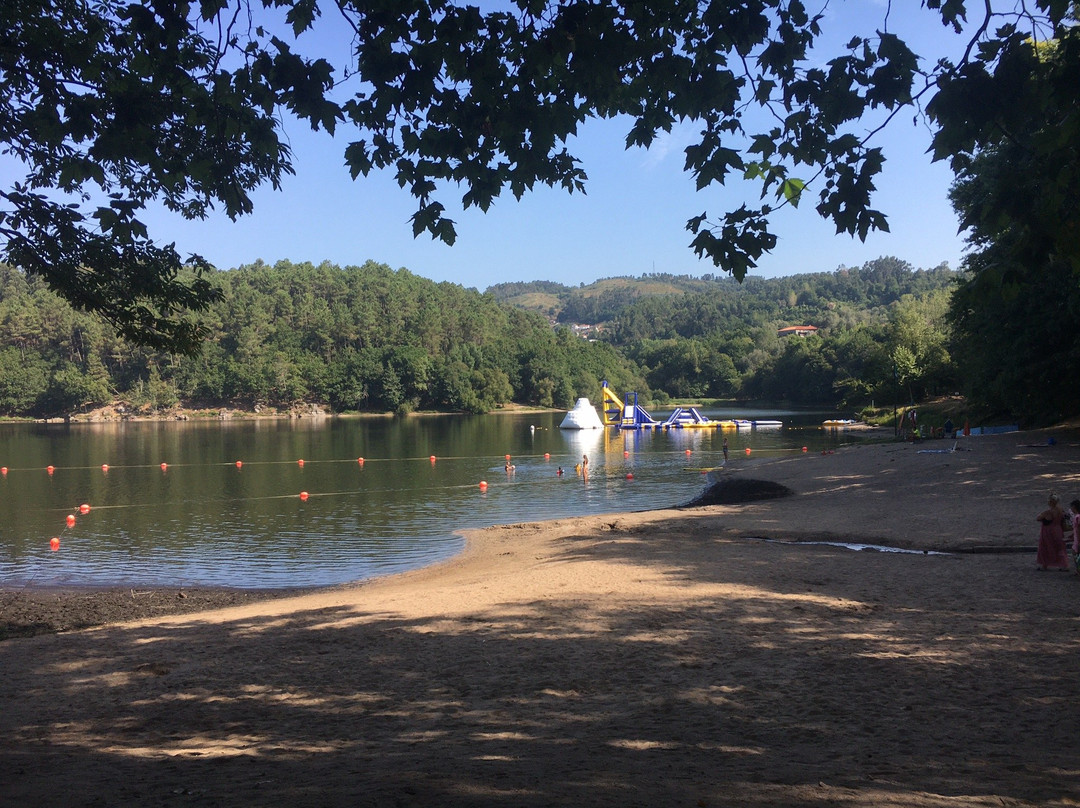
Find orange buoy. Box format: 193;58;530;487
47;465;55;474
478;481;488;491
544;453;550;460
505;454;511;461
299;491;309;501
357;457;365;465
298;459;304;467
745;448;751;455
50;537;60;552
101;464;109;473
802;446;808;452
623;451;629;458
79;503;90;514
626;473;634;479
235;460;243;468
160;462;168;471
685;449;692;456
1;467;6;475
66;514;75;528
429;455;436;463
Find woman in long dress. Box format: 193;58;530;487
1036;494;1069;570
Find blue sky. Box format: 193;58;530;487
7;2;973;291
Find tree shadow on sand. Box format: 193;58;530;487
2;516;1077;808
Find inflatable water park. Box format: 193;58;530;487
558;382;782;431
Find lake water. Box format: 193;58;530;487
0;407;860;589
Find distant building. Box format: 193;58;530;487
777;325;819;337
570;323;603;339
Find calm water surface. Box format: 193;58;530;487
0;408;859;588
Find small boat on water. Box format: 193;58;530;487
823;419;858;427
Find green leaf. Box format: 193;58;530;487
780;177;806;206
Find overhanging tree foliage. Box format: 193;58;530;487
930;5;1080;277
1;1;1075;352
0;0;337;351
945;13;1080;423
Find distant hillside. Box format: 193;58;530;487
486;258;961;409
487;262;953;332
486;274;733;321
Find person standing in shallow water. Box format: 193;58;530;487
1036;493;1069;570
722;437;729;462
581;454;589;479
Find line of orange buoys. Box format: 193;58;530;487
9;442;800;553
46;502;93;553
10;451;580;553
5;446;720;490
12;446;746;557
0;454;555;474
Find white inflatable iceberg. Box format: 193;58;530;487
559;398;605;429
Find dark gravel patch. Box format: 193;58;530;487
0;586;302;641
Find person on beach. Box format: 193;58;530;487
1036;493;1069;570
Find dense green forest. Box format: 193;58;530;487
492;257;959;409
0;260;644;417
0;256;972;420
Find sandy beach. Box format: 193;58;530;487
3;428;1080;807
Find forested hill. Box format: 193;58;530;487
0;256;960;419
488;257;962;410
487;258;955;330
0;260;644;418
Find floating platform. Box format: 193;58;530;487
661;407;720;429
599;382;782;431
